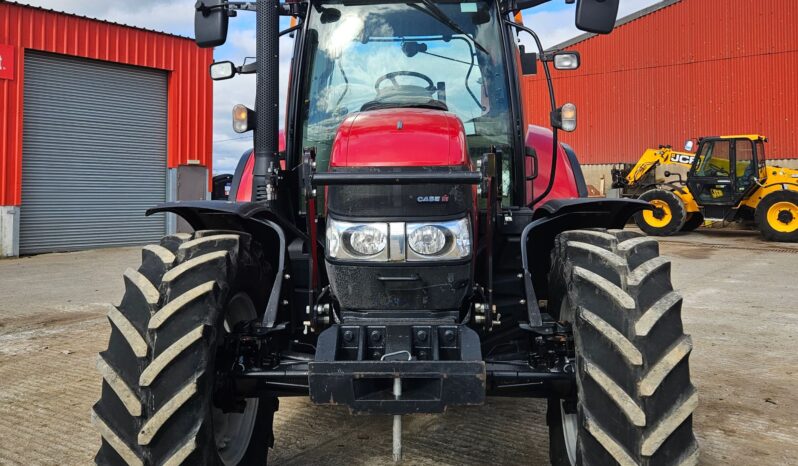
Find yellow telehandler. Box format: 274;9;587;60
611;135;798;241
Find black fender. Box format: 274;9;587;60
146;200;306;327
519;198;651;326
560;143;589;198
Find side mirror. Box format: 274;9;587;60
209;61;236;80
575;0;619;34
684;140;695;152
195;0;229;48
320;7;342;24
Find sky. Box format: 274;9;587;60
20;0;663;174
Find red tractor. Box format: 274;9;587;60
92;1;698;464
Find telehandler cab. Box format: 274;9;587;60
92;1;698;464
613;135;798;241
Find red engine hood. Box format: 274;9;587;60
329;109;469;168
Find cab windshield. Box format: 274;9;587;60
299;0;513;174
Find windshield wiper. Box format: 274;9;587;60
421;51;473;65
408;0;489;55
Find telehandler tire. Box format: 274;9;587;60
756;190;798;242
92;231;277;465
634;190;686;236
547;229;698;466
680;213;704;233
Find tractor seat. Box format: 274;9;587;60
737;163;757;192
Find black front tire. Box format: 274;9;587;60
634;189;687;236
92;231;277;465
547;229;698;466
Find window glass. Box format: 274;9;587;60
694;140;731;177
299;1;514;203
735;139;756;192
735;140;754;177
756;140;766;170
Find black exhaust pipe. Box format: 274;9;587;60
253;0;280;202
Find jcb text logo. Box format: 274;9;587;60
670;154;695;164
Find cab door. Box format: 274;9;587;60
687;138;759;206
688;139;735;205
731;138;760;200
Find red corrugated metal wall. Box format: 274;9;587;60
522;0;798;165
0;3;213;206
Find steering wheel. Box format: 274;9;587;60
375;71;435;92
708;164;730;177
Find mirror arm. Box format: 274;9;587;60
226;2;257;12
501;0;551;14
196;1;257;14
280;22;302;36
505;19;562;208
238;62;257;74
280;2;307;17
201;2;305;16
196;1;230;15
505;20;555;113
236;20;302;75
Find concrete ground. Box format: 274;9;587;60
0;230;796;465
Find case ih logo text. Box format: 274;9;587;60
417;194;450;204
670;153;695;164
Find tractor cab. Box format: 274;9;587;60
686;135;766;208
298;0;513;179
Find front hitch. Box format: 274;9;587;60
308;323;486;415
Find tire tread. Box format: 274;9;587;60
93;231;270;465
548;229;698;465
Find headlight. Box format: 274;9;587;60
408;225;446;255
326;218;470;262
349;225;387;256
406;218;471;261
327;219;389;261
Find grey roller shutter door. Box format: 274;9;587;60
21;52;168;254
